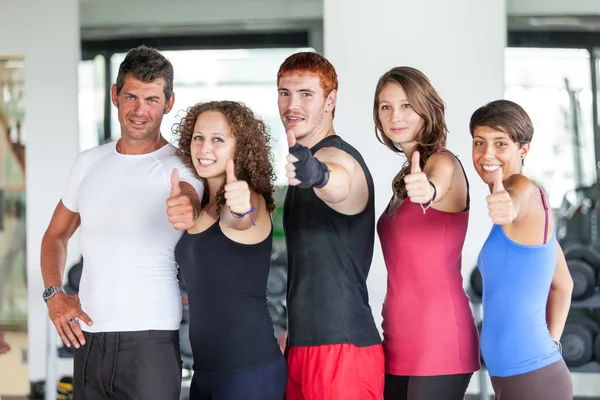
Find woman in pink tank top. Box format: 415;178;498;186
373;67;480;400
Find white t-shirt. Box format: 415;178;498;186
62;141;203;333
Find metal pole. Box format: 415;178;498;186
45;317;56;400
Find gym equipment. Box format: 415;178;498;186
266;266;287;301
561;316;599;367
568;259;597;300
563;243;600;270
63;257;83;295
594;333;600;362
469;266;483;299
57;376;74;399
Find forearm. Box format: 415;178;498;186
546;288;571;341
41;232;69;287
314;163;351;204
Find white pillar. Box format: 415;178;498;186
0;0;81;386
324;0;505;332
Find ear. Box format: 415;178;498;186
519;142;530;160
326;89;337;113
165;92;175;114
110;84;119;108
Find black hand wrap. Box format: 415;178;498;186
289;143;330;189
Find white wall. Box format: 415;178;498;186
508;0;600;16
0;0;81;382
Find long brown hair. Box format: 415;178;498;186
373;67;447;199
172;101;276;213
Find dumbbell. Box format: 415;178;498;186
562;243;600;300
469;266;483;300
595;334;600;362
266;266;287;302
561;316;599;367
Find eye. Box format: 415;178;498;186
401;103;412;109
301;92;312;97
147;99;158;104
126;95;135;101
192;135;203;141
279;91;289;97
495;141;508;147
380;105;390;111
473;140;484;146
213;137;224;143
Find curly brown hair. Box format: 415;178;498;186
172;100;276;213
373;67;447;199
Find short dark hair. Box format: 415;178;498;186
469;100;533;145
115;45;174;100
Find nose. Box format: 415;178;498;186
132;99;146;115
287;93;301;111
391;107;403;123
483;144;495;160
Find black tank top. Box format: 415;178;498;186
175;221;282;373
283;135;381;347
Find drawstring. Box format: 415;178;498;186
81;333;93;388
110;332;120;393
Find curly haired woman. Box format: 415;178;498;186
173;101;286;400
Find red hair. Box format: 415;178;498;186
277;52;338;116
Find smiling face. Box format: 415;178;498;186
111;74;174;142
277;71;336;146
472;126;530;187
377;82;424;148
189;111;236;179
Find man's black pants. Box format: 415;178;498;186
73;330;181;400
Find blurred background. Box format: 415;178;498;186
2;0;600;398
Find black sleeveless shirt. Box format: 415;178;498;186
283;135;381;347
175;221;282;373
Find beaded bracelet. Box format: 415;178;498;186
230;206;257;226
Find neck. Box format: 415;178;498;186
206;175;226;202
298;123;336;150
116;133;167;155
399;141;417;160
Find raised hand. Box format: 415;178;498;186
47;293;93;349
404;151;434;204
224;159;252;215
285;130;329;188
486;168;515;225
167;168;196;230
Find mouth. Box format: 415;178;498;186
197;158;216;166
481;164;502;172
390;127;407;132
285;115;305;124
129;119;149;128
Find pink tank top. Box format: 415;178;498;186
377;149;480;376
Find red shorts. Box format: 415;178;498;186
285;343;384;400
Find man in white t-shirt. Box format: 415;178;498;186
40;46;203;400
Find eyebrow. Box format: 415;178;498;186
123;91;161;100
473;135;509;140
192;131;226;136
278;87;316;94
379;98;408;103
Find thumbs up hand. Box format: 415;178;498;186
167;168;196;230
404;151;435;204
486;168;515;225
224;159;252;215
285;130;330;189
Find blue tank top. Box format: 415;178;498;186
479;188;562;377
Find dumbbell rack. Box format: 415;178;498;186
565;290;600;373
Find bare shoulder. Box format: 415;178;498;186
424;151;458;171
314;146;359;172
505;174;536;195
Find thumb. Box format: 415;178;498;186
170;168;181;197
492;168;504;193
287;130;297;148
226;159;237;183
410;151;421;174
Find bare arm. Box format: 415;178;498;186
41;201;92;348
546;242;573;341
313;147;358;205
41;201;81;287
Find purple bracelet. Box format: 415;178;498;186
230;206;256;226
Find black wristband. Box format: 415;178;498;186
289;143;330;189
420;180;437;206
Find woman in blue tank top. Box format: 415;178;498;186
469;100;573;400
172;101;286;400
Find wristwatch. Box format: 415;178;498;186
43;286;65;302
